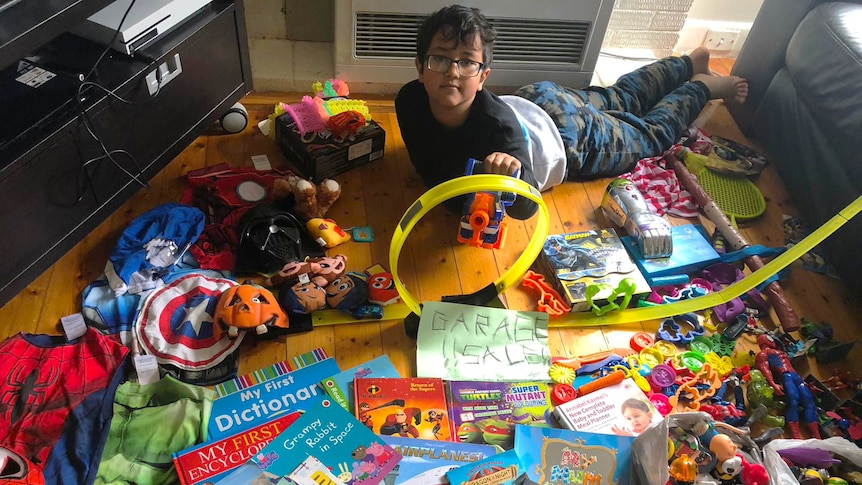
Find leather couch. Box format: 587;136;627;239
727;0;862;294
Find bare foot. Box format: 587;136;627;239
691;73;749;104
688;46;712;76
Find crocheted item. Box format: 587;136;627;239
324;98;372;120
285;96;328;135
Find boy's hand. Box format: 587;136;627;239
484;152;521;177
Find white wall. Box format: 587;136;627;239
675;0;764;55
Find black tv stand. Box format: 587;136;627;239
0;0;253;307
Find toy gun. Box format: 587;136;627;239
456;158;519;250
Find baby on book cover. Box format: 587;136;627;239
553;378;664;437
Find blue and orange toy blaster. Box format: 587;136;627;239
456;158;519;250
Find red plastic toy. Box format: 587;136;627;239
522;270;571;316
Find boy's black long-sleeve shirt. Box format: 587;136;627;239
395;80;539;220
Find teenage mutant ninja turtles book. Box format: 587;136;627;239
354;377;455;442
446;381;553;450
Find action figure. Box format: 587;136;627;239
754;334;821;439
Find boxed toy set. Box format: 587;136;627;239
275;113;385;180
537;228;651;312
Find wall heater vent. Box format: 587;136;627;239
336;0;614;90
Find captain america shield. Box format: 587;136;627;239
135;274;242;370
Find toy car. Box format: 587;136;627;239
352;304;384;320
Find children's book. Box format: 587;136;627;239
445;449;523;485
380;435;497;485
552;378;663;437
174;412;302;484
215;347;330;397
214;457;339;485
354;377;454;442
537;229;651;312
249;398;401;485
446;381;553;450
321;355;401;413
620;224;720;282
514;424;636;485
208;357;341;440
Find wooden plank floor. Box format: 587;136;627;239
2;61;861;422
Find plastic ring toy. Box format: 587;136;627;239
630;332;655;351
679;351;706;373
653;341;679;360
552;383;577;405
389;174;549;316
650;363;677;388
650;393;674;416
638;347;664;368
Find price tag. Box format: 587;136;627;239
251;154;272;171
60;313;87;341
134;355;161;385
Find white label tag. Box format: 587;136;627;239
251;154;272;171
60;313;87;341
134;355;161;385
298;273;311;285
347;139;372;160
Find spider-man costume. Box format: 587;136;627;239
0;329;129;484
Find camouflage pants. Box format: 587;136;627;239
513;55;709;178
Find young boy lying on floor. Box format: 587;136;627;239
395;4;748;220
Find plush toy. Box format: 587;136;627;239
365;264;400;306
324;273;368;311
308;255;348;286
265;259;322;288
272;175;341;221
307;218;351;248
279;280;327;314
215;284;289;338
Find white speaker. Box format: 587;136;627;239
220;102;248;134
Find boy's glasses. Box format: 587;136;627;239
425;55;485;77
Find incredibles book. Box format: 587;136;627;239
249;398;402;485
514;424;635;485
173;412;301;484
380;435;497;485
446;381;553;450
321;355;401;413
208;356;341;440
354;377;454;442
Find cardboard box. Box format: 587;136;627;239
275;113;385;180
537;228;651;312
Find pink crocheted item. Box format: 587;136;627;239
285;96;328;135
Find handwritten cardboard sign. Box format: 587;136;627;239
416;301;551;381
